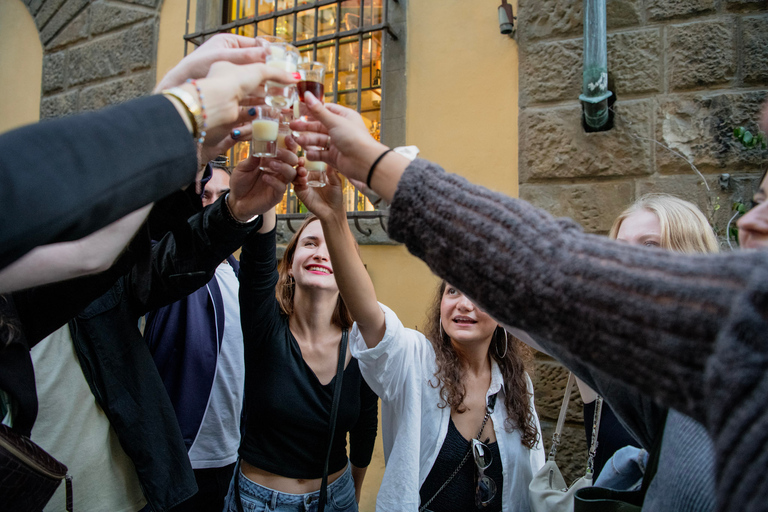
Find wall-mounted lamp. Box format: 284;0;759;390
498;0;516;37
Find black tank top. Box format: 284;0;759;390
419;416;503;511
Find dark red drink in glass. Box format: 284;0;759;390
298;81;324;102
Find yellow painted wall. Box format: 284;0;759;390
0;0;42;135
406;0;519;197
157;0;196;85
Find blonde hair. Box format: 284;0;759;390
276;215;354;329
609;193;719;254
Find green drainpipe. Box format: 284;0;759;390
580;0;612;129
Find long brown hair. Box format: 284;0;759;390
276;215;353;329
425;282;539;449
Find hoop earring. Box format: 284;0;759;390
495;328;508;359
439;317;446;341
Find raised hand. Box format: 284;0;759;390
155;33;269;92
294;166;346;223
290;92;388;184
227;148;299;222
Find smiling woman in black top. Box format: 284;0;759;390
224;181;378;512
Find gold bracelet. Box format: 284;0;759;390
162;86;202;139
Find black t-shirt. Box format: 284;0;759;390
420;416;503;512
238;228;378;478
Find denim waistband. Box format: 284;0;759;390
238;462;352;508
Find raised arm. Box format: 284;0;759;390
294;165;385;348
0;204;152;294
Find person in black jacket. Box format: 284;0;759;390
5;150;300;512
0;34;296;274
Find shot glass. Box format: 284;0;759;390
297;61;326;103
277;121;292;150
265;43;300;108
305;158;328;188
251;106;280;158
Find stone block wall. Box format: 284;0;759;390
23;0;161;119
517;0;768;483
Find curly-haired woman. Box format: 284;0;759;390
294;166;544;512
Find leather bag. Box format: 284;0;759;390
0;422;73;512
529;372;602;512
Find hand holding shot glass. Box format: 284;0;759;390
251;106;280;158
265;42;300;108
297;61;326;103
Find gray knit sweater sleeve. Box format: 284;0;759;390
389;159;746;419
387;158;768;511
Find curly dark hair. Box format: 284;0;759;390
424;282;539;449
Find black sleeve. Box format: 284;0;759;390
238;227;282;347
11;232;148;346
127;194;262;315
349;376;379;468
0;95;197;270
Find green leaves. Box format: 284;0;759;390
733;126;767;149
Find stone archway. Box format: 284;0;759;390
20;0;165;119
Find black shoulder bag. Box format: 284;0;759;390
235;328;348;512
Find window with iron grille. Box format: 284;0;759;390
184;0;402;216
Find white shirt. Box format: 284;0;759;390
188;261;244;468
350;303;545;512
31;326;146;512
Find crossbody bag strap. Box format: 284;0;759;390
585;395;603;476
549;372;577;460
318;327;349;512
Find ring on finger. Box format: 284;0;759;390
323;135;331;151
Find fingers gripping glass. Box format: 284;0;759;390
472;438;497;507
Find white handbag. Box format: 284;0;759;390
529;372;603;512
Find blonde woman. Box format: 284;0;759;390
569;194;719;512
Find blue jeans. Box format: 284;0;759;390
224;462;358;512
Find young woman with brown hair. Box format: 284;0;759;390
223;145;378;512
294;167;544;512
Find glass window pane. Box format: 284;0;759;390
296;9;315;41
342;178;357;211
316;44;336;99
231;141;251;168
299;47;314;63
340;0;359;31
258;0;276;16
297;0;314;5
277;0;294;11
371;0;383;25
318;5;337;37
238;24;256;37
338;92;358;109
240;0;257;18
276;13;294;41
338;37;359;94
257;19;275;37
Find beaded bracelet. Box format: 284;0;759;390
187;79;208;145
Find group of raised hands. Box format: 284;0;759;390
174;32;410;225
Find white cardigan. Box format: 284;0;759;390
350;304;545;512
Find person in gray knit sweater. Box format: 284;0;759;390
292;92;768;512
